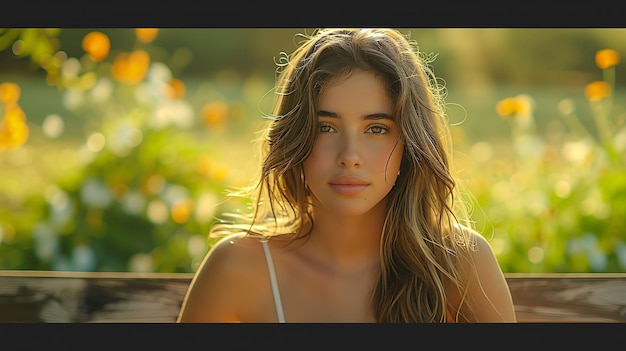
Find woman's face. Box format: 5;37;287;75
303;69;404;217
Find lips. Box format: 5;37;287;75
328;176;369;195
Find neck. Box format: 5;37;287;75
305;202;386;269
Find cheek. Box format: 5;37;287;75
391;143;404;168
371;142;404;173
303;145;327;178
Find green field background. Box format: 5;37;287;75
1;28;625;274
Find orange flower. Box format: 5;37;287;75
595;49;620;70
111;50;150;85
195;155;213;177
171;199;193;224
135;28;159;43
496;94;533;120
496;97;531;119
165;78;186;99
201;101;228;127
82;31;110;62
229;101;246;121
0;105;29;149
584;81;611;101
0;82;20;105
496;98;516;118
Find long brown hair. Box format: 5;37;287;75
212;28;477;322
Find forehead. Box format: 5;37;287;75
318;70;393;112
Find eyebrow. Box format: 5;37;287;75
317;110;395;121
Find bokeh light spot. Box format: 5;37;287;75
147;200;168;224
135;28;159;43
201;101;228;128
585;81;611;101
595;48;620;70
554;180;572;198
87;132;106;152
42;114;64;138
81;31;110;62
0;82;21;105
112;50;150;85
528;246;544;264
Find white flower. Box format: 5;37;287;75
567;233;608;271
187;235;208;258
90;78;113;104
195;192;218;223
63;88;84;111
33;222;59;261
106;122;143;156
42;114;64;139
151;100;194;129
47;187;74;229
61;57;81;79
128;253;154;273
80;178;113;209
122;190;146;215
136;63;173;105
562;140;592;163
71;245;97;271
148;62;172;84
162;184;189;206
615;241;626;270
146;200;168;224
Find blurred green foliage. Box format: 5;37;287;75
0;28;624;273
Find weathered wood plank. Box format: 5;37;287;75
505;273;626;322
0;271;624;322
0;271;192;322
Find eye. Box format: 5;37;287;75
366;124;389;135
318;122;336;133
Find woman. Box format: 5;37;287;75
177;28;517;323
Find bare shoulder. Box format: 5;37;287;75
205;232;269;268
177;233;268;322
454;225;499;265
455;226;517;322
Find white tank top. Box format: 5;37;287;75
261;239;286;323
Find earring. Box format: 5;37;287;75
397;170;401;176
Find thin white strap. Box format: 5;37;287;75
261;240;286;323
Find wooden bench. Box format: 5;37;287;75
0;270;624;322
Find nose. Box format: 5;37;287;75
336;133;362;168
